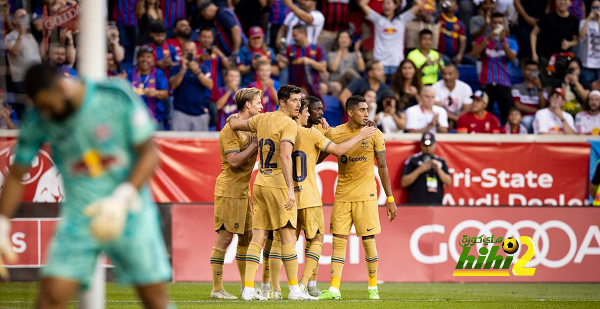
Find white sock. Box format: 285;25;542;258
261;283;270;289
289;284;301;293
328;287;340;294
244;287;255;294
308;281;317;288
368;286;378;290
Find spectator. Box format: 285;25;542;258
561;58;591;115
401;132;452;205
407;29;445;86
456;90;501;133
237;26;278;87
327;31;365;88
277;24;326;99
339;60;391;109
405;86;450;133
169;41;214;131
48;43;77;78
575;90;600;134
580;1;600;83
594;76;600;90
107;51;126;78
162;0;187;30
392;59;423;111
214;67;242;130
107;23;126;64
5;8;42;120
365;89;378;121
511;60;547;131
433;63;473;127
500;107;529;134
128;46;170;128
113;0;139;66
198;26;231;89
439;0;473;65
530;0;579;69
358;0;422;78
375;89;406;133
135;0;164;47
533;88;577;134
471;12;517;124
57;28;76;69
278;0;324;47
248;60;281;112
568;0;586;20
514;0;549;60
269;0;291;52
317;0;350;53
0;90;16;129
0;0;13;39
470;0;496;40
195;0;246;56
166;18;193;57
148;23;179;73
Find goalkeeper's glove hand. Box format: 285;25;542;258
0;215;17;280
84;183;141;242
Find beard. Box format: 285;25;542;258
176;30;191;39
51;98;77;122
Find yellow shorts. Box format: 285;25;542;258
296;206;325;240
214;196;253;234
330;200;381;237
252;185;297;231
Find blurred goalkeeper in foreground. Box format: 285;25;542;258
0;64;173;309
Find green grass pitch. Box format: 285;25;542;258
2;282;600;308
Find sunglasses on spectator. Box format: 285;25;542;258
140;46;154;53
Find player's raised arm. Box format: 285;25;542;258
325;126;377;157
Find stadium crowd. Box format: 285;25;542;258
1;0;600;134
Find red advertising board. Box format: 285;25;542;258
5;219;59;267
171;205;600;282
0;138;590;206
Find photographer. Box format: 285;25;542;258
401;133;451;205
580;1;600;84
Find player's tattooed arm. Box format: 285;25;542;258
376;151;397;222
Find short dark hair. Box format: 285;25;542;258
292;24;307;34
523;59;538;68
300;98;310;113
366;60;381;72
346;95;366;111
24;63;61;99
492;12;505;20
419;29;433;38
508;107;521;115
306;96;322;109
442;62;457;71
174;18;188;28
277;84;302;104
199;26;213;34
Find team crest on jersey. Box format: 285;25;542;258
310;50;316;56
234;223;239;229
94;124;111;141
361;141;369;149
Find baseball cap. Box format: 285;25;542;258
137;45;154;57
550;88;566;100
471;90;489;104
421;132;436;146
150;22;167;34
380;89;397;100
197;0;213;11
249;26;265;39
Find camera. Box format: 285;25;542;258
423;154;432;162
567;68;575;74
253;53;262;59
531;70;539;79
206;47;213;55
187;53;194;62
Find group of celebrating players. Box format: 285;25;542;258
212;84;398;301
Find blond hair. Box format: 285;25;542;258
235;87;262;112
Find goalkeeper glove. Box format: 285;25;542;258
84;183;141;242
0;215;17;280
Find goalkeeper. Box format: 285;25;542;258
0;64;172;308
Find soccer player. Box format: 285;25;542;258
293;98;376;296
210;88;263;299
0;64;172;308
319;95;398;300
228;84;314;300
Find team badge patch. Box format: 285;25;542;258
361;141;369;149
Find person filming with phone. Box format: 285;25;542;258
580;0;600;84
401;133;451;205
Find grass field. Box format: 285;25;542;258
2;282;600;308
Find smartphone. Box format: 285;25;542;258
493;24;504;35
187;53;194;62
206;47;213;55
531;70;539;79
108;21;117;29
22;14;30;30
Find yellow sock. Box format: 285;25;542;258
362;238;378;288
236;246;248;288
262;238;272;284
269;236;282;292
301;241;323;286
330;237;347;290
243;242;262;289
281;244;299;286
210;247;226;292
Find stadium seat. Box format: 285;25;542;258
457;65;479;91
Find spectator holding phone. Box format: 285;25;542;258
580;0;600;83
375;89;406;133
511;60;547;132
533;88;576;134
561;58;591;115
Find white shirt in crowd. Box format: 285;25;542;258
405;104;449;134
377;112;403;133
533;108;575;134
575;111;600;134
366;9;415;67
580;20;600;69
4;31;42;82
432;80;473;116
284;10;325;45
